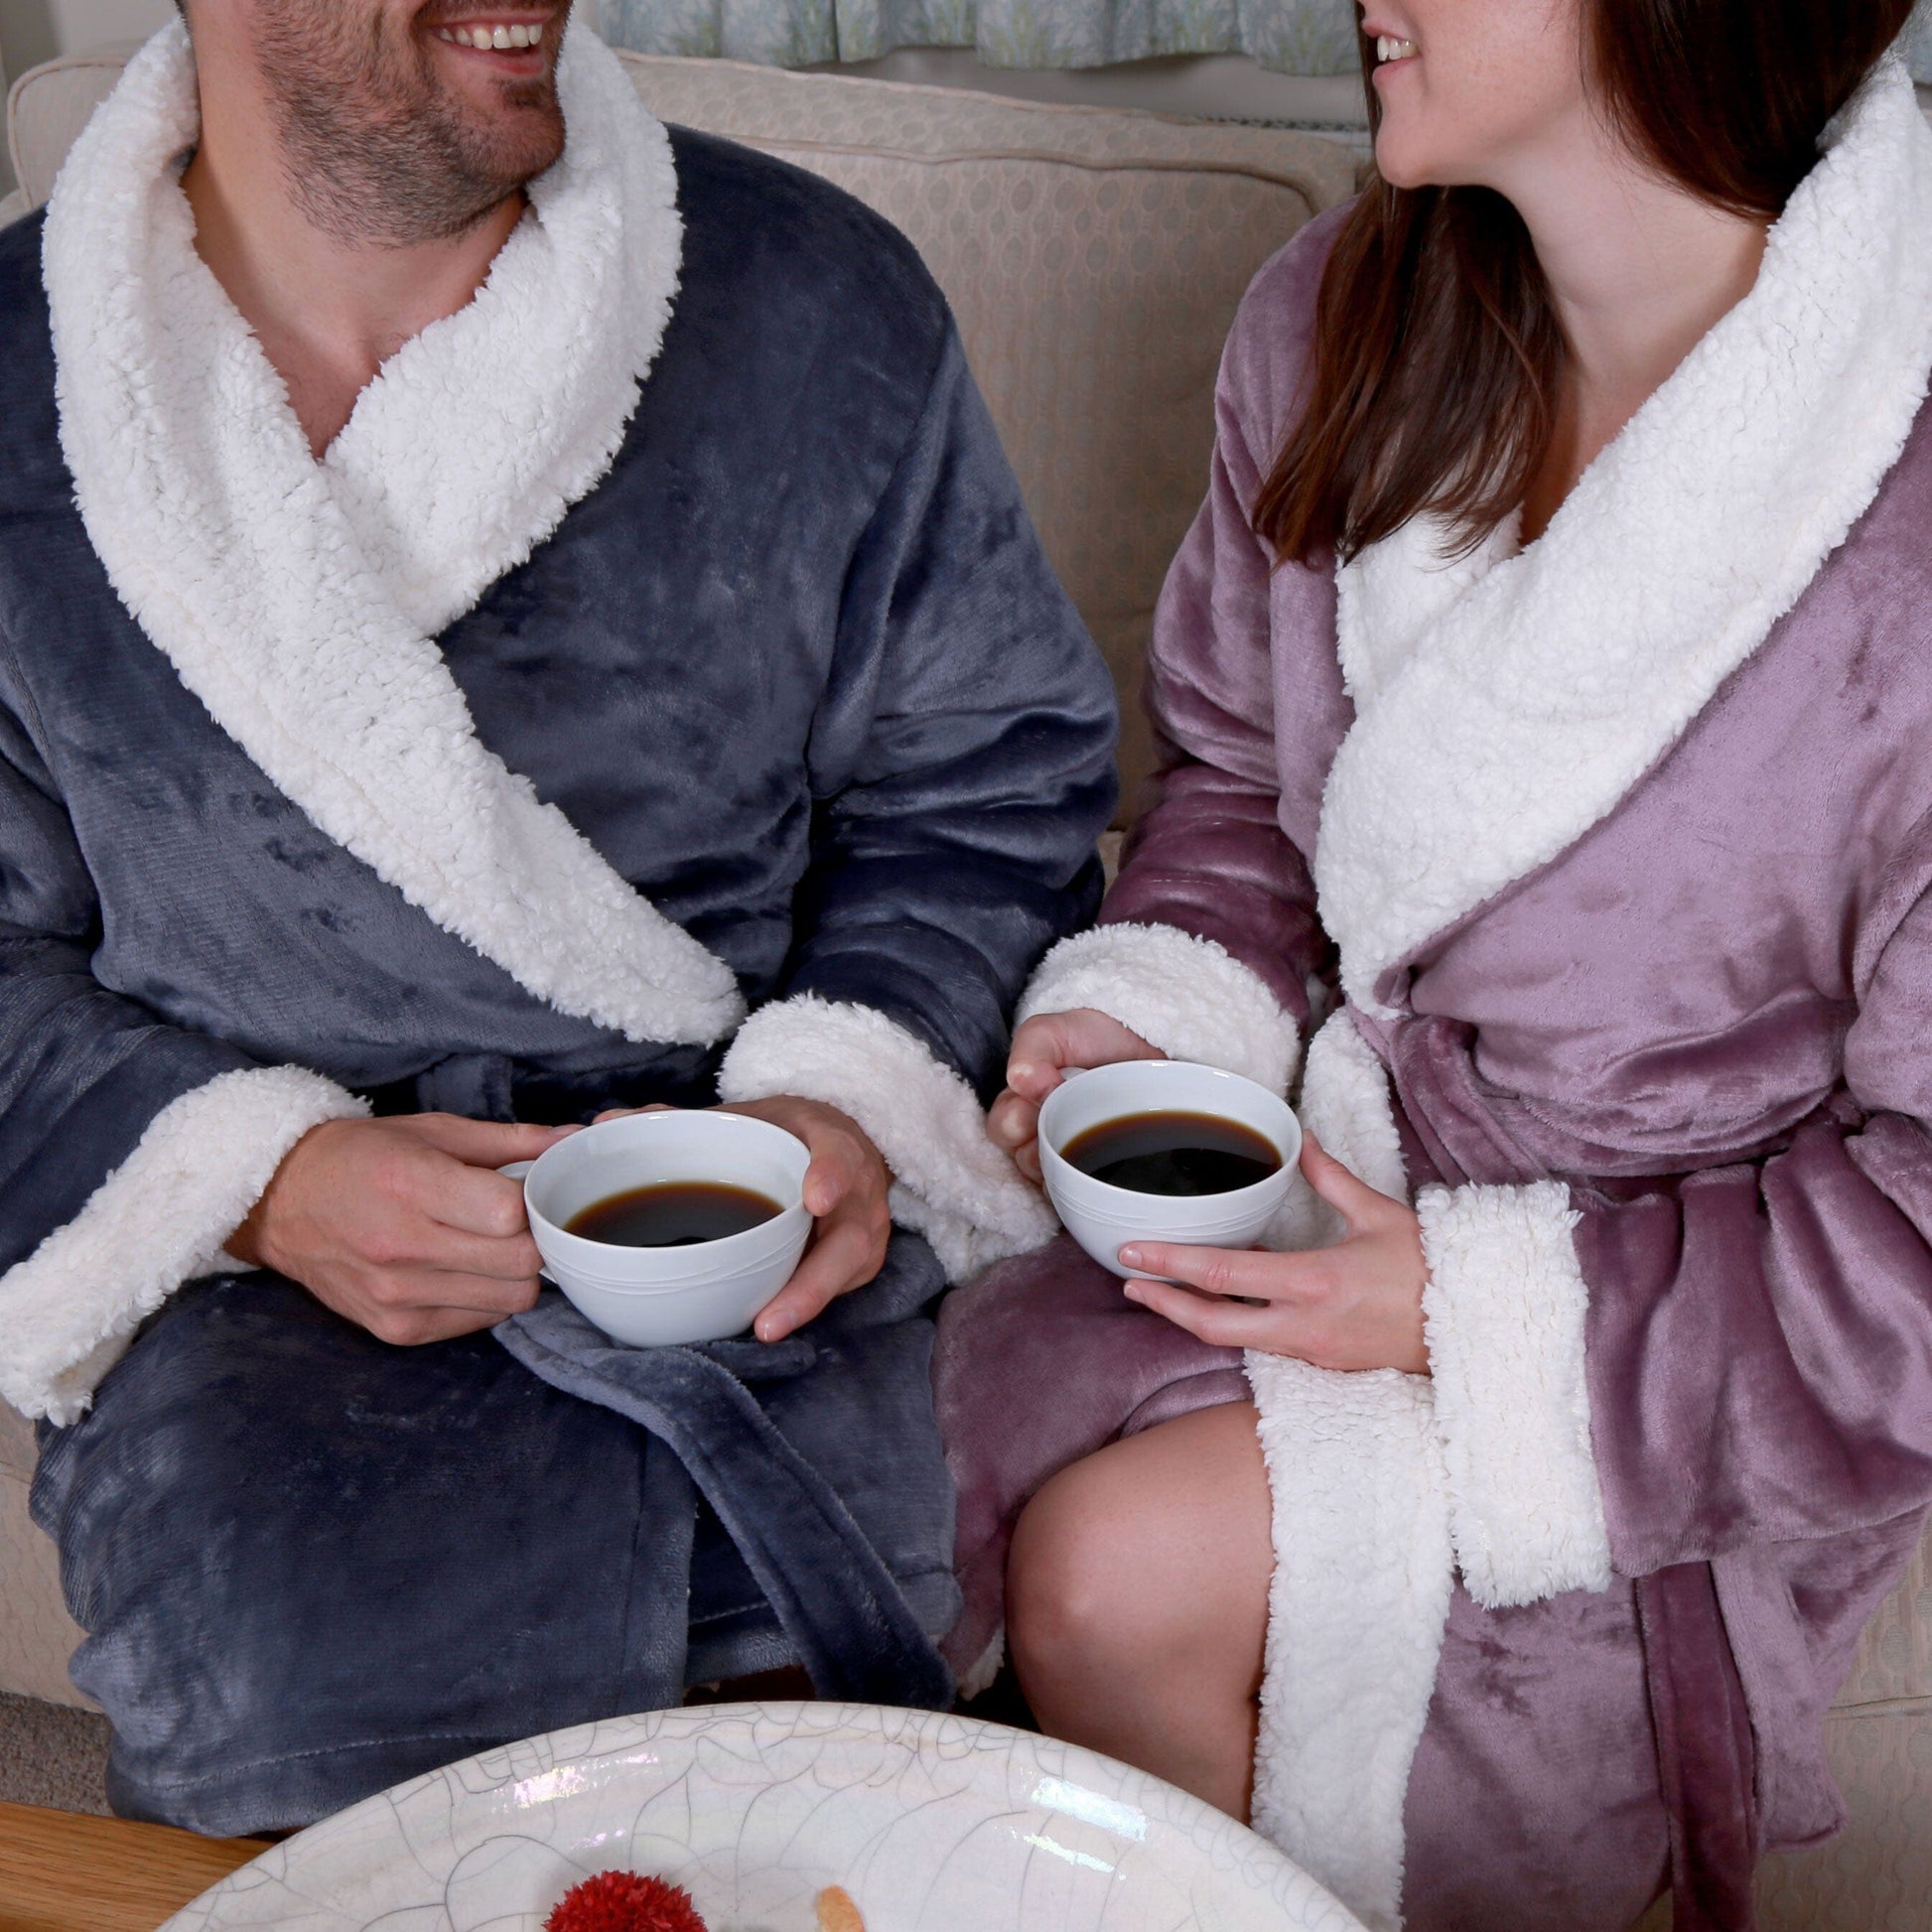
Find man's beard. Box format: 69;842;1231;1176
255;1;571;247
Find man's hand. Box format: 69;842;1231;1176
594;1096;892;1343
228;1113;574;1345
986;1008;1167;1182
1113;1133;1431;1374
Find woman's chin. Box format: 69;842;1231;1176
1370;123;1477;194
1370;138;1434;192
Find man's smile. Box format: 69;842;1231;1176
434;19;549;51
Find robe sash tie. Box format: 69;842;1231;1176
496;1291;953;1711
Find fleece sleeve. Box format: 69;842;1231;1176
0;691;362;1421
719;324;1117;1280
1417;882;1932;1607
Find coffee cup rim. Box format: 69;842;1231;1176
1036;1060;1300;1208
520;1110;811;1270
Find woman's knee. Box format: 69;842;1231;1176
1007;1455;1148;1678
1006;1401;1271;1687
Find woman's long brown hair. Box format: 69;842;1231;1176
1254;0;1918;565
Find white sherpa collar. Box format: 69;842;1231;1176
42;20;745;1047
1321;55;1932;1018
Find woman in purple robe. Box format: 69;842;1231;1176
935;2;1931;1927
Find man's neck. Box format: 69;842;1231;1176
181;44;524;460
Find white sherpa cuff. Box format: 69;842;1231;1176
1417;1178;1612;1608
1017;922;1301;1095
718;995;1056;1282
0;1065;367;1424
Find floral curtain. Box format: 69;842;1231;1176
599;0;1932;84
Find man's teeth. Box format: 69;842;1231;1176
1375;34;1418;62
436;21;546;49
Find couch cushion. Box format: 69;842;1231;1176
7;48;1357;812
0;1403;91;1706
1755;1701;1932;1927
1837;1524;1932;1708
6;45;143;208
0;1399;34;1480
1;1464;92;1707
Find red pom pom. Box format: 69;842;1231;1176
543;1869;710;1932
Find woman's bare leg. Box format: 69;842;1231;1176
1006;1399;1273;1820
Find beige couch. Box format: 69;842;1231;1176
3;46;1929;1927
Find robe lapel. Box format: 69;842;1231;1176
322;26;683;641
43;21;744;1049
1319;56;1932;1020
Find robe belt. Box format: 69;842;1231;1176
1637;1563;1760;1932
496;1293;953;1711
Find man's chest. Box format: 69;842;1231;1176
0;487;849;1067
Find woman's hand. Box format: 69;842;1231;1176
987;1007;1167;1182
596;1096;892;1342
1116;1133;1431;1374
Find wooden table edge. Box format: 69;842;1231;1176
0;1798;269;1932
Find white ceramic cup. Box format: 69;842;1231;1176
1036;1059;1302;1278
505;1111;812;1346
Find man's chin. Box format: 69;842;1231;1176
438;82;567;196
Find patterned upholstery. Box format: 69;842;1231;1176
2;51;1928;1922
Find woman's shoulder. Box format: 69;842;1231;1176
1215;198;1357;462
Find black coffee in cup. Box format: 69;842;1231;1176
1061;1110;1282;1196
566;1181;781;1248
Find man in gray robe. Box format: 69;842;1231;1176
0;0;1112;1832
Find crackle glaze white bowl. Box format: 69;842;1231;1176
159;1703;1365;1932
